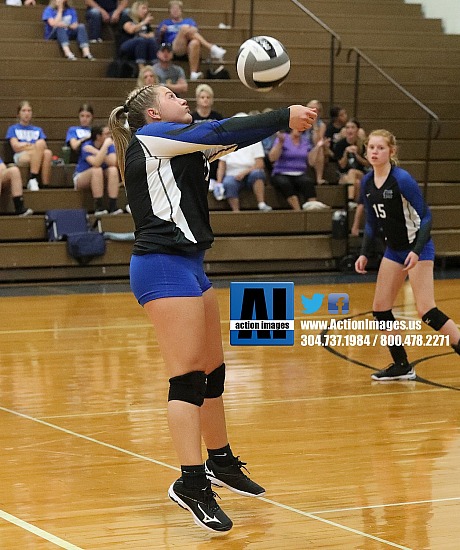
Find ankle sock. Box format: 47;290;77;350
181;464;208;490
13;196;25;213
208;444;234;466
94;198;104;210
389;345;408;365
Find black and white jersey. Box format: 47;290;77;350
360;165;432;254
125;109;290;255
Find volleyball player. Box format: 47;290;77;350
355;129;460;381
108;85;317;533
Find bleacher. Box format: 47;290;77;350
0;0;459;282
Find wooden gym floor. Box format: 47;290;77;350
0;274;459;549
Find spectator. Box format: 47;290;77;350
6;100;53;191
0;159;33;216
304;99;330;184
42;0;95;61
118;1;158;74
65;103;94;164
191;83;222;190
334;118;369;206
157;0;226;80
326;105;366;147
269;129;328;211
73;125;122;215
260;107;277;173
85;0;128;43
136;64;159;87
325;105;348;147
152;42;188;96
216;114;272;212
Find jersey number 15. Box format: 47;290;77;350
372;203;386;218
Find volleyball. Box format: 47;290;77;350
236;36;290;92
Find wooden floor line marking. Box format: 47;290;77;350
309;495;460;514
2;405;414;549
260;497;412;550
0;509;83;550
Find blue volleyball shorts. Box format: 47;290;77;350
130;251;212;306
384;239;435;265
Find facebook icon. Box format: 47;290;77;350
328;293;349;314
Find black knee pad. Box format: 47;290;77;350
168;371;206;407
373;310;395;322
422;307;449;331
205;363;225;399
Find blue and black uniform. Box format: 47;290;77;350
127;108;290;305
359;165;434;264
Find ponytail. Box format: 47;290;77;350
108;85;161;182
108;105;131;183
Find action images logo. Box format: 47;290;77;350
229;282;294;346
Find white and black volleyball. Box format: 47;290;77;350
236;36;290;92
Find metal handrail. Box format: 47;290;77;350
347;47;441;198
231;0;342;108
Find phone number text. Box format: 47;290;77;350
300;334;450;347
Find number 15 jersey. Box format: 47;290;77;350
360;165;432;254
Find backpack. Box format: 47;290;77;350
106;58;139;79
45;209;106;265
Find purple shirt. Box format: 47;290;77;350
271;133;311;176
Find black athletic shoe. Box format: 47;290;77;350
168;478;232;534
371;362;416;381
205;457;265;497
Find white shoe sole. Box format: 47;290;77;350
206;474;265;497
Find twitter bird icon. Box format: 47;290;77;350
301;293;324;314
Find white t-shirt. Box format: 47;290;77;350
221;142;264;177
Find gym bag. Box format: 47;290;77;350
45;208;106;265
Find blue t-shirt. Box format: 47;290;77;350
156;17;197;44
75;139;116;174
6;123;46;143
66;126;91;145
42;6;78;40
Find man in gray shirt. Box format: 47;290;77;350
153;42;188;96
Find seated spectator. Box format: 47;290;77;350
42;0;95;61
85;0;128;43
326;105;366;147
191;83;222;190
152;42;188;96
304;99;330;184
6;100;53;191
269;129;328;211
0;159;33;216
325;105;348;147
215;114;272;212
73;125;122;215
334;118;369;206
65;103;94;164
259;107;276;173
118;1;158;74
157;0;226;80
137;64;159;87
